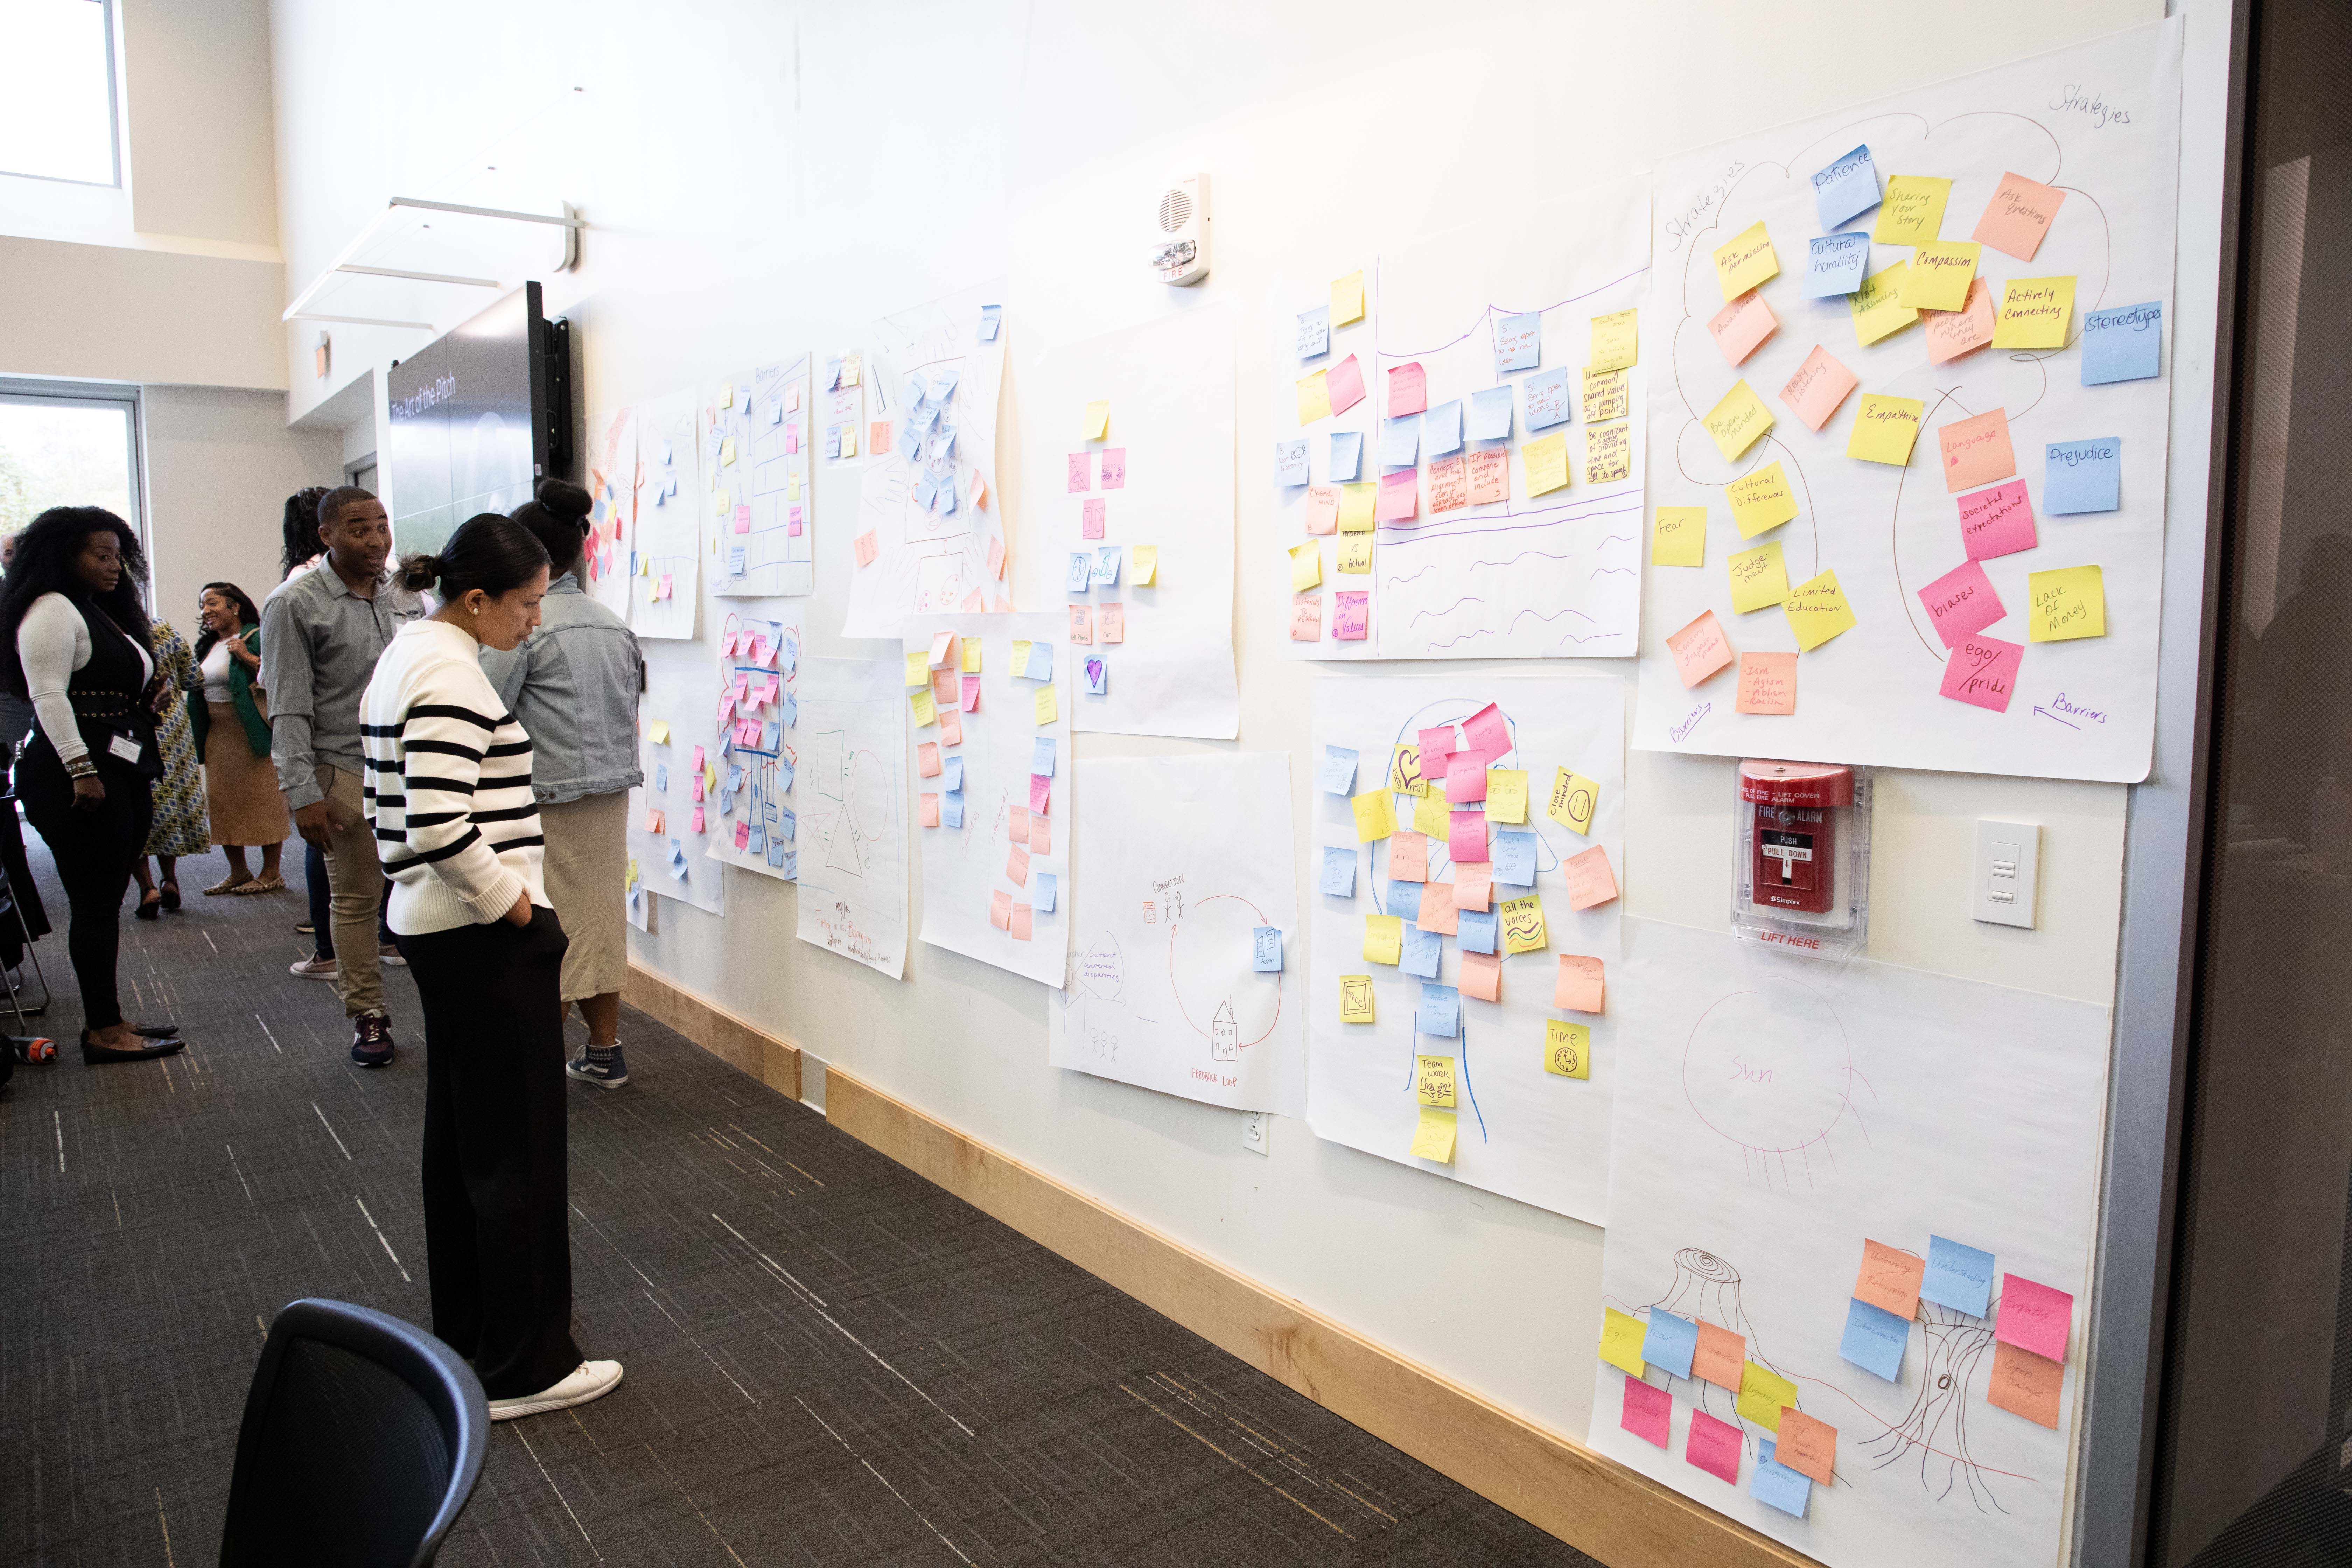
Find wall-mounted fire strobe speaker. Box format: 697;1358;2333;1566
1151;173;1210;286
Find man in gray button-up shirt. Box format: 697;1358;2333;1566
259;489;423;1058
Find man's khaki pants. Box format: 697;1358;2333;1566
318;765;385;1018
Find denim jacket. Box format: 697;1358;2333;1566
478;573;643;803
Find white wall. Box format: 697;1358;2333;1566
143;386;341;630
266;0;2175;1461
122;0;281;248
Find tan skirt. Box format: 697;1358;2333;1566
539;789;629;1002
203;702;289;847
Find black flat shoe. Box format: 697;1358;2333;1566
159;882;181;911
130;1023;177;1040
81;1029;184;1064
134;892;161;921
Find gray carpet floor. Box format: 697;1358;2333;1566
0;838;1603;1567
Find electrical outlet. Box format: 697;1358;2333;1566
1240;1111;1269;1156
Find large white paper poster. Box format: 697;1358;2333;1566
581;406;637;619
1592;920;2112;1568
792;657;909;978
702;603;803;884
1021;311;1239;740
904;614;1072;988
1275;178;1651;660
1307;673;1623;1223
1050;754;1303;1115
629;648;725;919
707;358;816;599
631;390;701;642
1633;21;2182;782
846;283;1010;637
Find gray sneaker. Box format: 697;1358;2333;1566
566;1045;629;1088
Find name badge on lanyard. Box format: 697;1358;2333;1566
107;733;142;764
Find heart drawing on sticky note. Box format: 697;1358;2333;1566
1086;658;1105;685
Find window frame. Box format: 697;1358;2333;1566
0;376;150;609
0;0;122;189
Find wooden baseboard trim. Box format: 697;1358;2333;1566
624;961;801;1100
822;1064;1819;1568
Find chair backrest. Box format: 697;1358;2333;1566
218;1298;490;1568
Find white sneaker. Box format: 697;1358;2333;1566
488;1359;624;1422
289;956;337;980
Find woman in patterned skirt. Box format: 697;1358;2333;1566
130;620;210;918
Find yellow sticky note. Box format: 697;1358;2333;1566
649;720;671;744
1737;1362;1800;1432
1012;639;1032;673
1034;685;1058;725
718;384;733;408
1728;540;1790;613
1351;789;1395;843
625;858;639;888
1783;569;1858;651
910;688;937;727
1337;483;1377;532
1848;393;1926;466
1413;786;1451;842
1364;913;1404;964
1653;507;1707;567
1415;1054;1458;1108
1501;893;1547;955
1332;270;1366;327
962;638;982;673
1485;770;1528;824
1599;1308;1647;1375
1339;975;1376;1024
1523;432;1570;497
1338;536;1373;574
903;650;928;687
1590;308;1639;370
1132;545;1158;585
719;437;736;468
1851;262;1921;346
714;488;730;517
1289;541;1322;591
787;475;801;501
1388;743;1427;796
1408;1106;1457;1164
703;762;718;792
2029;565;2106;642
840;354;860;388
1084;400;1110;441
1993;276;2077;349
1296;369;1331;425
1545;1019;1592;1079
1701;380;1775;461
1712;220;1779;301
1547;768;1600;835
1873;175;1952;245
1726;462;1798;538
1900;241;1980;311
839;425;857;458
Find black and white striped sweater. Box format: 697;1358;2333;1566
359;619;547;934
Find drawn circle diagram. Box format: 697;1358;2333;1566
1681;981;1857;1158
1169;894;1282;1049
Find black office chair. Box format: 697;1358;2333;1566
218;1298;490;1568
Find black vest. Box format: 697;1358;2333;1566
31;595;159;780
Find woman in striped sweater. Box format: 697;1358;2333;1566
363;512;623;1421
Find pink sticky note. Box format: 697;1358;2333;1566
734;503;752;534
1290;596;1322;642
937;708;963;747
658;573;674;600
853;532;878;567
720;629;740;656
990;890;1012;930
960;675;981;712
1973;171;2067;262
1069;604;1093;645
1100;448;1127;489
1462;702;1509;762
1708;291;1778;366
1387;361;1428;416
692;746;706;769
734;819;751;849
1555;954;1605;1012
1388;832;1428;883
1924;279;1999;364
917;742;940;778
1326;354;1366;415
691;806;705;833
1418;726;1458;774
1958;480;2037;561
1686;1410;1742;1485
1098;602;1126;643
1996;1275;2074;1364
961;589;986;613
1939;408;2017;493
1417;884;1458;935
716;692;735;724
1566;846;1618;911
1667;611;1735;688
1304;485;1341;535
1621;1376;1673;1450
986;535;1006;580
918;793;939;827
1778;344;1859;431
1006;843;1030;886
785;426;799;455
691;772;706;802
787;510;802;536
1458;949;1502;1003
1735;652;1797;716
1029;774;1051;814
1449;810;1488;863
1940;634;2024;713
1030;815;1052;855
1082;498;1106;539
1444;754;1488;804
1377;470;1418;522
1011;903;1032;941
1332;592;1369;640
1918;559;2006;648
1453;864;1492;911
1007;807;1029;845
1067;452;1091;492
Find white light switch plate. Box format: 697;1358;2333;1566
1241;1111;1269;1156
1973;819;2041;928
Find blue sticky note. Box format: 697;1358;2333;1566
1093;547;1121;587
1840;1296;1911;1381
1380;414;1420;470
1297;306;1331;360
1802;232;1871;298
1425;399;1463;458
1642;1310;1699;1381
978;304;1001;342
1416;981;1460;1037
1494;311;1541;374
779;693;798;726
897;421;922;462
1523;366;1572;430
941;756;963;792
1321;845;1358;897
1320;745;1358;795
1921;1235;1997;1317
1082;654;1108;695
1457;908;1497;955
667;839;688;877
1491;830;1536;887
767;838;791;869
912;476;936;509
774;757;795;792
941;792;965;828
1036;873;1057;913
1385;882;1423;919
654;763;669;792
1253;926;1282;972
1025;641;1054;681
748;828;765;854
1067;552;1095;593
1812;144;1879;230
761;722;780;752
1401;922;1441;979
932;366;960;400
1032;738;1056;777
1752;1442;1812;1518
2045;438;2122;515
1275;437;1310;486
936;476;957;515
2081;301;2162;385
1330;430;1364;482
776;806;796;840
1468;385;1513;442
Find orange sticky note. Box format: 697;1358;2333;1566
1011;903;1032;941
1068;604;1093;644
1097;602;1126;643
1453;864;1493;912
1922;278;1999;364
1458;950;1502;1002
1775;1409;1837;1486
853;531;879;567
1290;596;1322;642
1855;1240;1926;1318
1006;843;1030;886
1692;1322;1746;1391
989;890;1012;930
917;793;939;827
644;808;664;834
1418;883;1459;935
1939;408;2017;493
917;741;941;777
1736;652;1797;715
1778;345;1858;432
1007;806;1029;845
1987;1340;2063;1429
1304;485;1341;534
1555;954;1605;1013
1667;610;1735;688
1388;831;1428;883
1030;816;1052;855
1708;291;1777;366
1973;171;2067;262
1467;448;1508;506
1565;846;1618;911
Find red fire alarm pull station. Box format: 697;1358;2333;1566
1732;759;1872;959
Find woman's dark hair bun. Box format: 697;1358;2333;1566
404;513;550;602
396;552;447;593
534;477;594;526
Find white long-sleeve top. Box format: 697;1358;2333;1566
16;592;154;767
360;618;546;934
